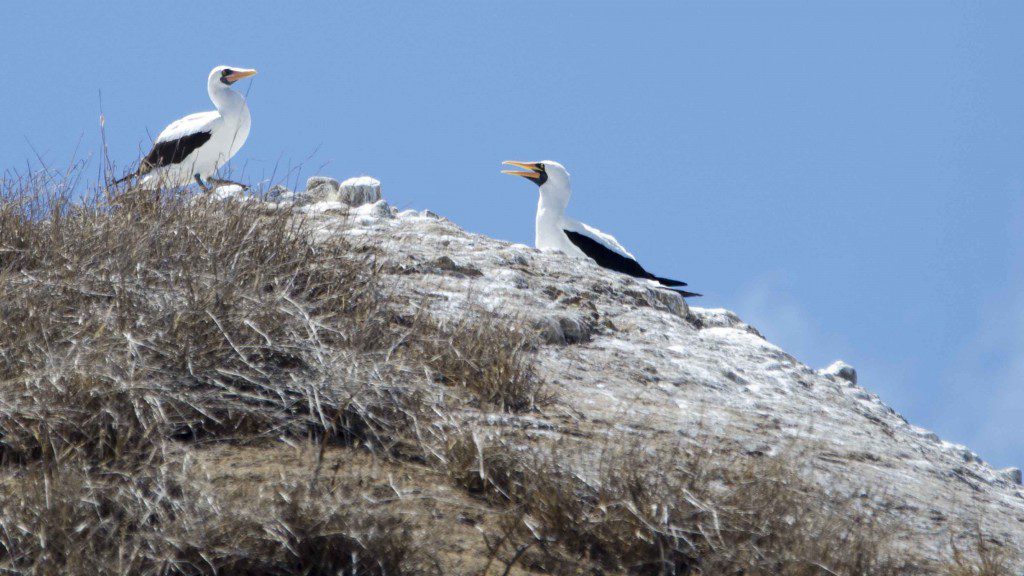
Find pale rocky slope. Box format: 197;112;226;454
270;176;1024;566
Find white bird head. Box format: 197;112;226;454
502;160;572;207
207;65;258;91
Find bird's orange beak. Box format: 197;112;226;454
227;68;258;82
501;160;543;180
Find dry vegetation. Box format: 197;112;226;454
445;435;928;575
0;171;1018;574
0;455;441;575
0;176;377;461
412;317;548;412
946;532;1021;576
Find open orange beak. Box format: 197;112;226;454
501;160;543;180
227;68;258;83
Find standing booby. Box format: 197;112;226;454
502;160;700;297
117;66;257;189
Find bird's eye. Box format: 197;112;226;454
222;69;232;77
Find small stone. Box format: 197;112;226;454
952;446;981;464
558;315;592;344
533;316;565;345
425;256;482;277
339;176;382;206
820;360;857;385
352;199;392;220
689;308;764;336
492;269;529;289
692;308;745;329
267;185;294;202
999;467;1023;485
648;287;689;318
912;427;940;443
305;176;340;202
500;248;531;267
209;184;246;201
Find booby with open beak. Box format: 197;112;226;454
117;66;257;189
502;160;700;297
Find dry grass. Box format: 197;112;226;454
946;532;1022;576
0;174;442;573
0;175;391;466
412;316;548;412
0;450;440;575
445;436;925;575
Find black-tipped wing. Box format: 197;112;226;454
564;229;653;279
563;229;698;295
140;131;212;173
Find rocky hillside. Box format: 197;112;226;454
292;176;1024;563
0;173;1021;575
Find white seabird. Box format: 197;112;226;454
117;65;257;189
502;160;700;297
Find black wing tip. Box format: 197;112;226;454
654;276;688;287
111;171;139;186
560;229;699;296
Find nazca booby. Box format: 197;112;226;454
502;160;700;297
117;66;257;189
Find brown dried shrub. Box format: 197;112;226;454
446;437;926;575
0;453;440;575
410;315;548;412
0;176;390;464
946;531;1022;576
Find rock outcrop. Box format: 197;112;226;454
300;175;382;206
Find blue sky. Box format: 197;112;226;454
1;2;1022;467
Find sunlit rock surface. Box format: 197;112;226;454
281;177;1024;562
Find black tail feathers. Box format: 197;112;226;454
112;172;137;186
653;275;688;288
